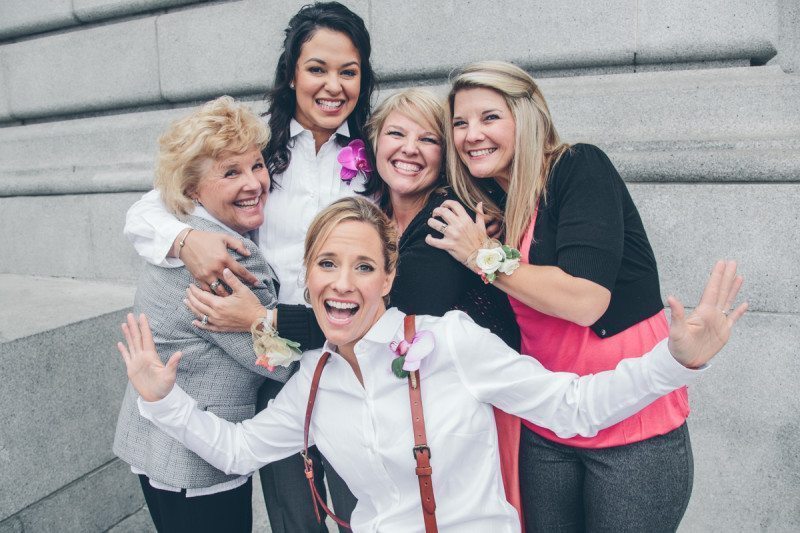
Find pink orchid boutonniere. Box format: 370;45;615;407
389;330;435;379
337;139;373;185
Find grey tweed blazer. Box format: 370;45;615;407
113;215;296;489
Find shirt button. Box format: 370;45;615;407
600;329;607;336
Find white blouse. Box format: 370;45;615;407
138;308;702;532
123;119;366;305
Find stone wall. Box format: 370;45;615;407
1;0;797;531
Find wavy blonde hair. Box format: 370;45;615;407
154;96;270;217
446;61;570;247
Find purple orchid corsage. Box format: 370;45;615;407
337;139;373;185
389;330;434;379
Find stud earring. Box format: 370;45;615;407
290;82;295;90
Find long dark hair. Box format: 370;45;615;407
264;2;375;181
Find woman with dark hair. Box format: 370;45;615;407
123;2;372;531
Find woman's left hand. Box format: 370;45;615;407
185;269;266;332
668;260;748;368
425;200;489;267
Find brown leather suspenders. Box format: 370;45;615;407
302;314;438;532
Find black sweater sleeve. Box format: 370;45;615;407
546;144;625;291
276;303;325;351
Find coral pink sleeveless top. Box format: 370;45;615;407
508;214;689;448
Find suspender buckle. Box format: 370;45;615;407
413;444;431;460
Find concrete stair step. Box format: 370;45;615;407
0;275;137;529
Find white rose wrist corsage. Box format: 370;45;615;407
251;309;302;371
468;239;521;284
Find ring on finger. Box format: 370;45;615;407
210;280;221;291
201;314;209;326
439;222;448;233
721;309;730;317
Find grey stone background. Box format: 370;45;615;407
1;0;798;531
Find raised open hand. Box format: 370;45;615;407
117;313;182;402
668;260;748;368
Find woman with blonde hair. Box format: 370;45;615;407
112;96;293;533
117;195;745;532
428;61;702;531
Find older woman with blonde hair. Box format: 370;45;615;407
428;60;705;532
117;195;745;533
113;96;293;533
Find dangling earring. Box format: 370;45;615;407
303;288;310;304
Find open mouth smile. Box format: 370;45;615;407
468;148;497;158
391;160;423;173
316;99;345;111
324;299;360;323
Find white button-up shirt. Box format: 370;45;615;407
139;309;702;532
123;119;365;305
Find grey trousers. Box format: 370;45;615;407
256;378;357;533
520;423;693;533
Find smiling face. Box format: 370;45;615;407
192;146;269;234
306;220;394;358
452;87;516;189
375;111;443;205
293;28;361;145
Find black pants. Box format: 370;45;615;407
257;378;358;533
519;423;694;533
138;475;252;533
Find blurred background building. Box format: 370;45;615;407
1;1;798;531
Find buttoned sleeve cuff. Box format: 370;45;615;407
644;338;708;392
137;384;195;423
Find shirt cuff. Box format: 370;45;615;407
646;338;708;391
137;384;193;421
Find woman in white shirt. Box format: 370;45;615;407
123;2;373;530
118;196;747;533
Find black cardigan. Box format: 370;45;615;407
528;144;664;338
276;188;520;351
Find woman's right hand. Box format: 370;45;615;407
178;230;259;294
118;313;182;402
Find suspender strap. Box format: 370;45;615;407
303;352;351;530
301;315;438;532
405;315;439;533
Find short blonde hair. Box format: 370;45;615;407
446;61;569;247
154;96;270;217
363;88;447;213
304;197;398;278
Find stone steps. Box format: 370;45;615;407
0;275;137;530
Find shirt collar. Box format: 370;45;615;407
191;205;242;236
289;118;351;140
321;307;406;354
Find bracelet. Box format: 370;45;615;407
251;311;302;370
176;228;194;258
468;239;521;284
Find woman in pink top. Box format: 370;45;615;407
427;61;716;532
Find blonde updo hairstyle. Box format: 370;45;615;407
446;61;570;247
363;88;447;215
303;197;398;305
154;95;270;217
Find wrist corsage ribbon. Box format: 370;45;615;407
251;310;302;371
468;239;521;284
337;139;373;185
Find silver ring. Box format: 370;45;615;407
210;280;221;291
201;314;209;326
721;309;730;317
440;222;448;233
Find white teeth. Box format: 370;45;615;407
235;198;259;207
317;99;344;110
393;161;422;172
469;148;496;157
326;300;358;310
